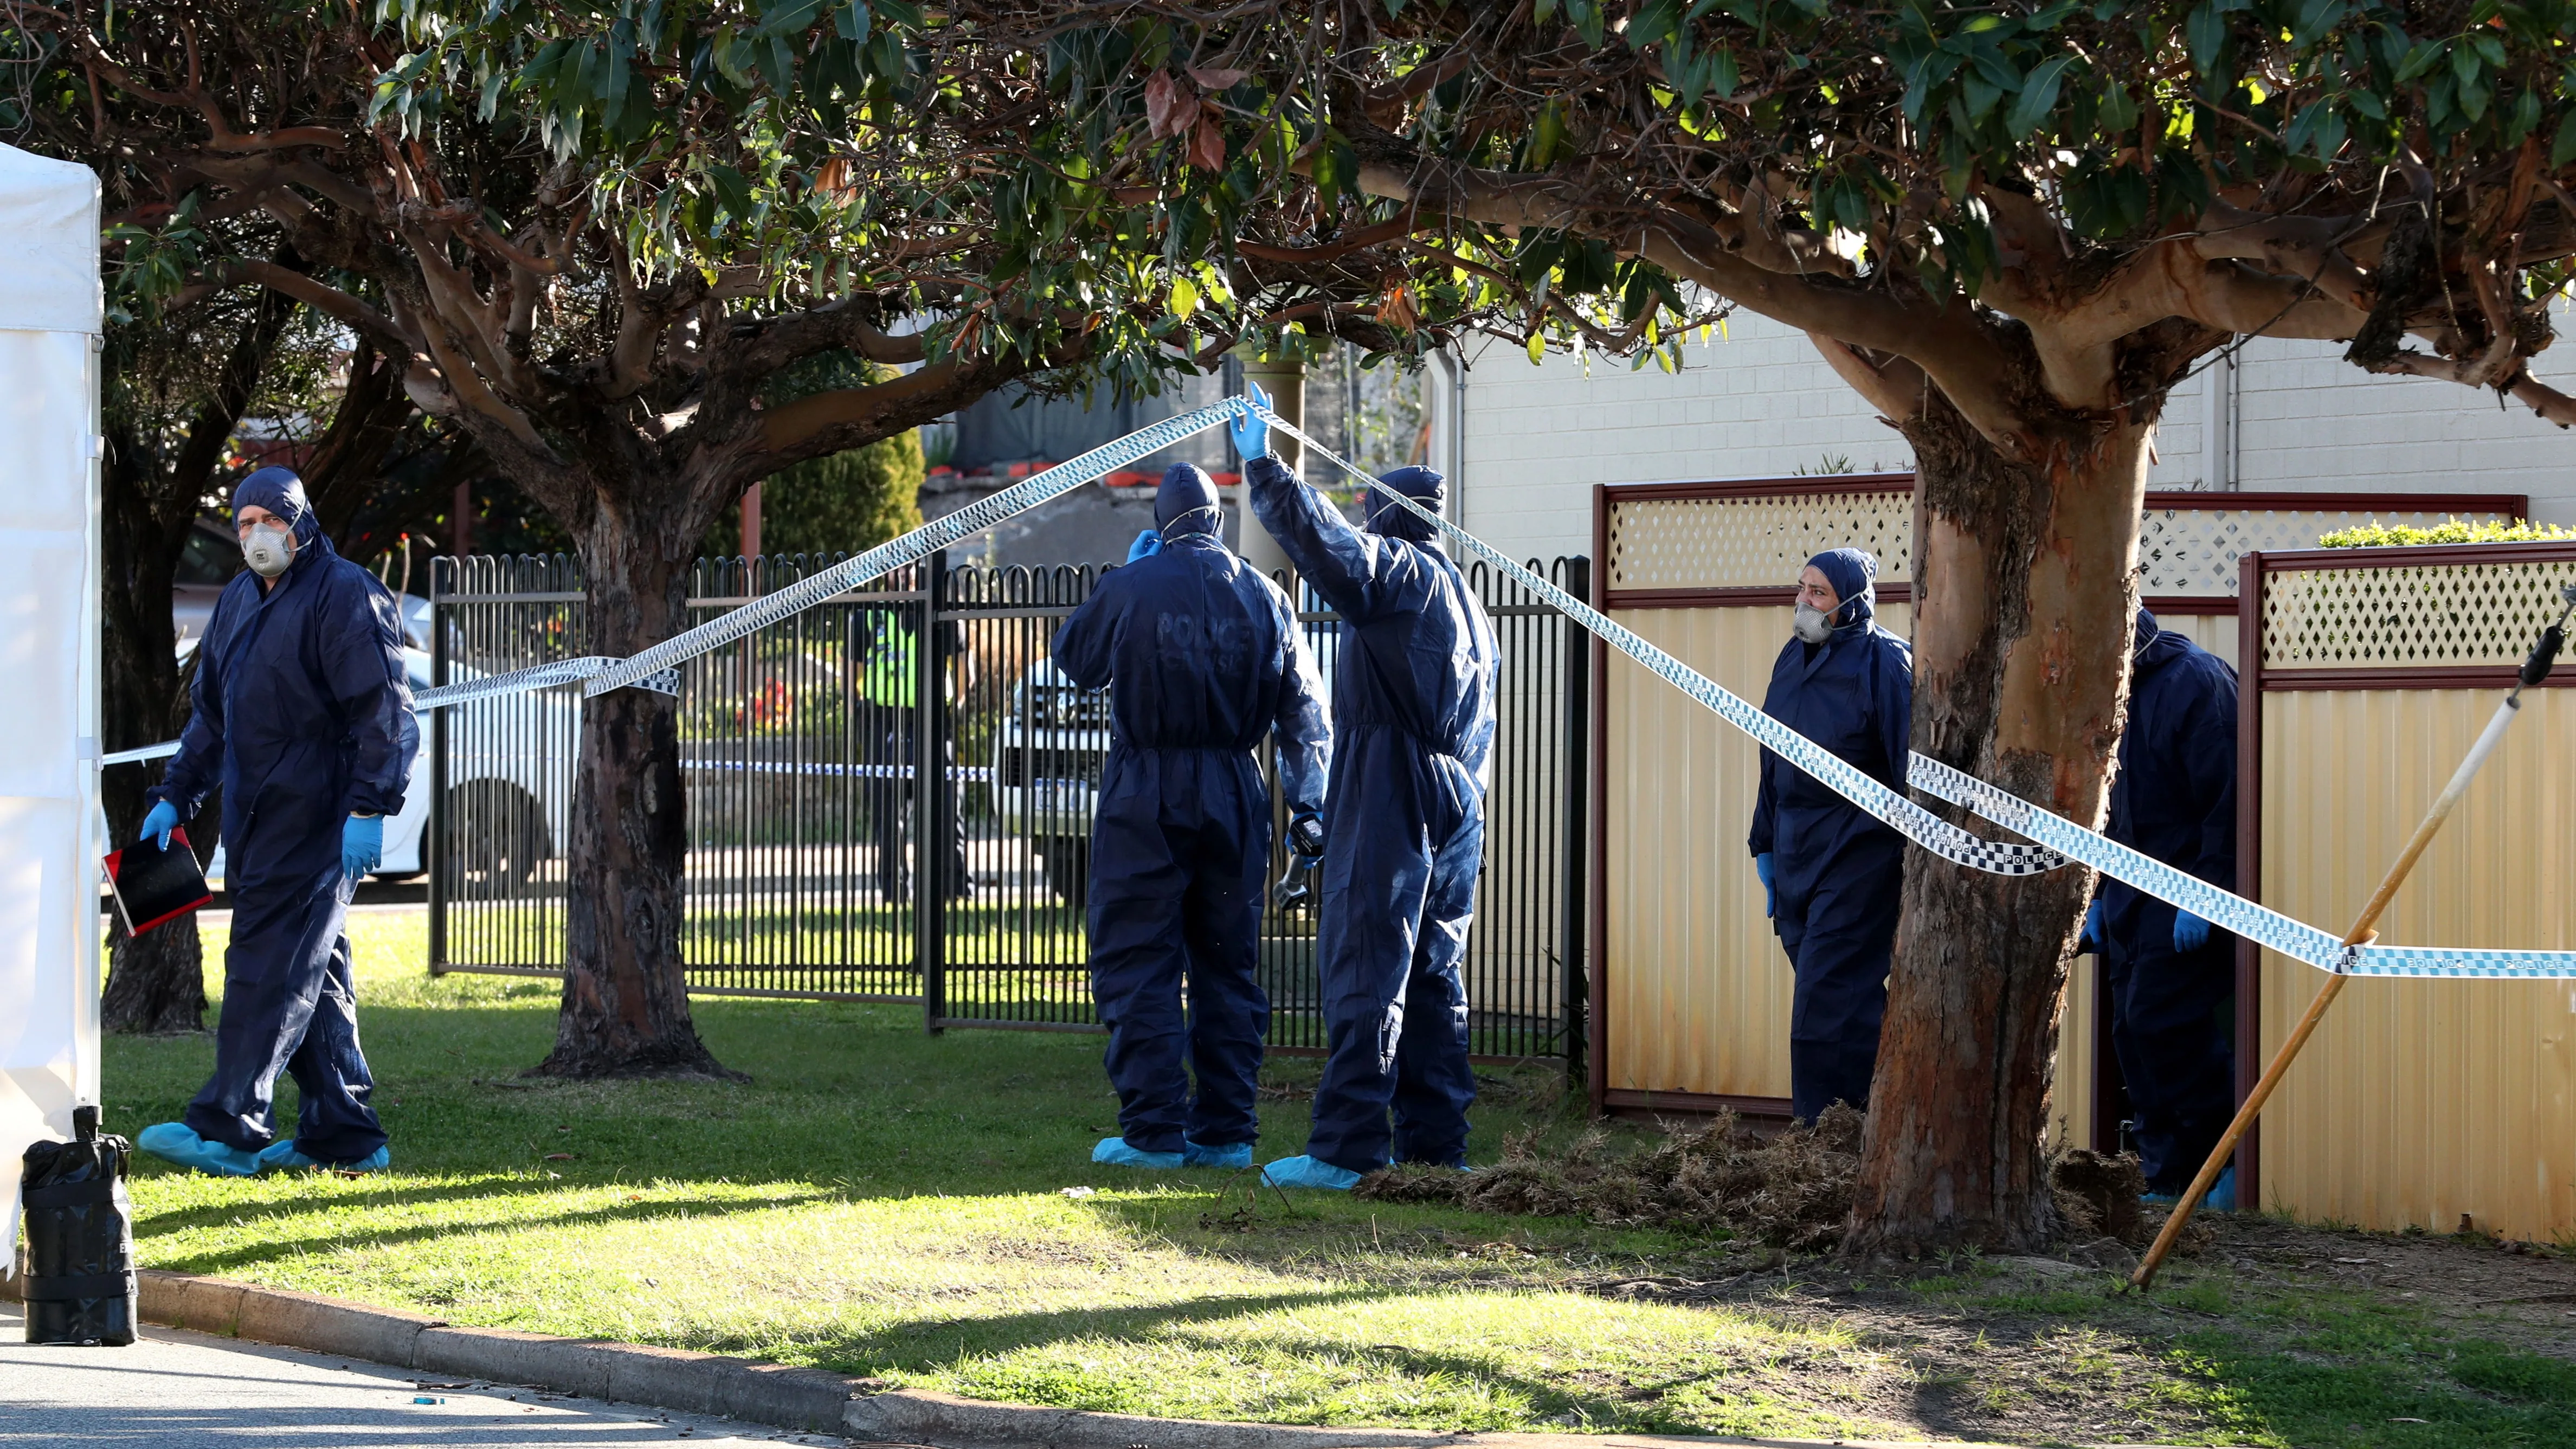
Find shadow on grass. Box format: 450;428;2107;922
139;1178;827;1277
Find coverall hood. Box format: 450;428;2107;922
1806;548;1878;630
2134;607;2162;656
1363;466;1445;545
1155;462;1223;538
233;467;326;552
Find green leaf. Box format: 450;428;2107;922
2005;55;2073;138
1708;47;1739;102
836;1;871;43
2185;2;2228;74
1533;0;1557;21
1630;0;1681;46
2552;110;2576;168
1169;274;1199;319
2393;41;2442;84
2508;88;2541;146
1527;330;1546;365
2098;80;2137;132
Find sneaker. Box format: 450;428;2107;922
136;1123;260;1177
1259;1155;1362;1190
1182;1139;1253;1169
1090;1137;1183;1169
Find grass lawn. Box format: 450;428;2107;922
103;909;2576;1447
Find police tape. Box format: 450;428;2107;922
101;401;1250;759
1257;406;2576;983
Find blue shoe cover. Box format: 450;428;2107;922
1183;1139;1253;1169
1261;1155;1362;1191
137;1122;260;1178
259;1140;392;1173
2141;1165;2236;1213
1091;1137;1183;1169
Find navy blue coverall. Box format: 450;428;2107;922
1052;465;1331;1154
1246;456;1497;1174
2101;610;2240;1193
1749;549;1912;1123
151;469;414;1162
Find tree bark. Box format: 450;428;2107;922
533;504;740;1079
1844;385;2153;1255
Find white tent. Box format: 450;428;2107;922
0;143;102;1264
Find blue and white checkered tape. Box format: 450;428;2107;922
1259;405;2576;983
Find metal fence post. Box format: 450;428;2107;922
1559;555;1591;1086
920;548;949;1034
428;555;450;978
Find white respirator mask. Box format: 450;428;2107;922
1792;602;1834;644
242;522;296;579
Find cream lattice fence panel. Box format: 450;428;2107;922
2140;505;2482;598
1606;491;1914;592
1609;490;2509;597
2262;553;2576;669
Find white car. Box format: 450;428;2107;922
209;648;578;885
992;660;1111;903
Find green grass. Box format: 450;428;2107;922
106;912;2576;1446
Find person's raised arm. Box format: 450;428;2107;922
1232;387;1411;623
1874;635;1916;793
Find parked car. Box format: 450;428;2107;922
171;519;240;648
992;660;1110;904
209;648;578;885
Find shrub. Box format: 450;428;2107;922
2316;517;2576;548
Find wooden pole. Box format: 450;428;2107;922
2130;691;2526;1289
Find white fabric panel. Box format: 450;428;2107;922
0;330;100;534
0;796;85;1261
0;141;100;1273
0;532;88;801
0;146;101;334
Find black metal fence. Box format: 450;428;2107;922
429;549;1591;1061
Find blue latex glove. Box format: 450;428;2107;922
2173;909;2211;953
1228;381;1272;461
342;814;384;881
1125;529;1162;564
1754;853;1775;919
139;801;179;851
2079;898;2104;955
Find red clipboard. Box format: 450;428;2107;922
102;827;213;936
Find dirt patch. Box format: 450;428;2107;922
1362;1110;2163;1257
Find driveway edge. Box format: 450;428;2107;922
6;1267;2197;1448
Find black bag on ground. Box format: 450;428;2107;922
19;1106;137;1345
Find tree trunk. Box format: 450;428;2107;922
1844;389;2154;1255
534;507;739;1079
98;462;209;1035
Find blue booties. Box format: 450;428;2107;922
2142;1165;2236;1213
1091;1137;1184;1169
1261;1155;1362;1191
137;1122;260;1178
259;1140;392;1174
1183;1139;1253;1169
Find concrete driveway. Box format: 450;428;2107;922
0;1301;853;1447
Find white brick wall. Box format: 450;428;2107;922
1452;311;2576;567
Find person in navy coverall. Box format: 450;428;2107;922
2090;609;2240;1201
1233;388;1498;1189
1749;548;1912;1123
1052;462;1331;1170
135;467;414;1176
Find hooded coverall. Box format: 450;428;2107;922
149;468;414;1163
